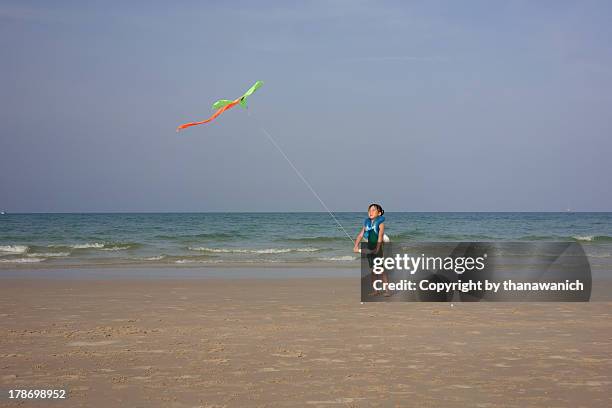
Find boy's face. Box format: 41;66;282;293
368;206;381;219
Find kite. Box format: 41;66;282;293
177;80;356;244
176;81;264;131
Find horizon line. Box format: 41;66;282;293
1;211;609;214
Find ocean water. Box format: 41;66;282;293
0;213;611;268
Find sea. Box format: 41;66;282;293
1;212;611;269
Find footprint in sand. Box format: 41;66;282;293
68;340;120;347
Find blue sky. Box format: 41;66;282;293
1;0;611;212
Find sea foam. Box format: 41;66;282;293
27;252;70;258
0;245;29;254
318;256;358;261
0;257;44;263
573;235;594;242
188;247;320;254
49;243;105;249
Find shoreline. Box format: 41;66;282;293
0;260;359;271
0;266;358;280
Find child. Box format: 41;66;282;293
353;203;390;297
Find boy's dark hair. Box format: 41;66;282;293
368;203;384;215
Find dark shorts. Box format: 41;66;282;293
366;245;384;269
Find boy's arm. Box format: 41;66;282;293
375;223;385;253
353;227;365;252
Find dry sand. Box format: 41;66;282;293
1;276;611;407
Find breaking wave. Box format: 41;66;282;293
0;245;29;254
49;242;141;250
188;247;321;254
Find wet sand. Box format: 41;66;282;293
1;276;611;407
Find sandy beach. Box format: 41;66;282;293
1;273;611;407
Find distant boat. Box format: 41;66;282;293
0;211;5;215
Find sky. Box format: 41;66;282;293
1;0;611;212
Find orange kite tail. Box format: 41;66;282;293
176;98;241;132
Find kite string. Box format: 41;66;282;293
247;111;355;244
